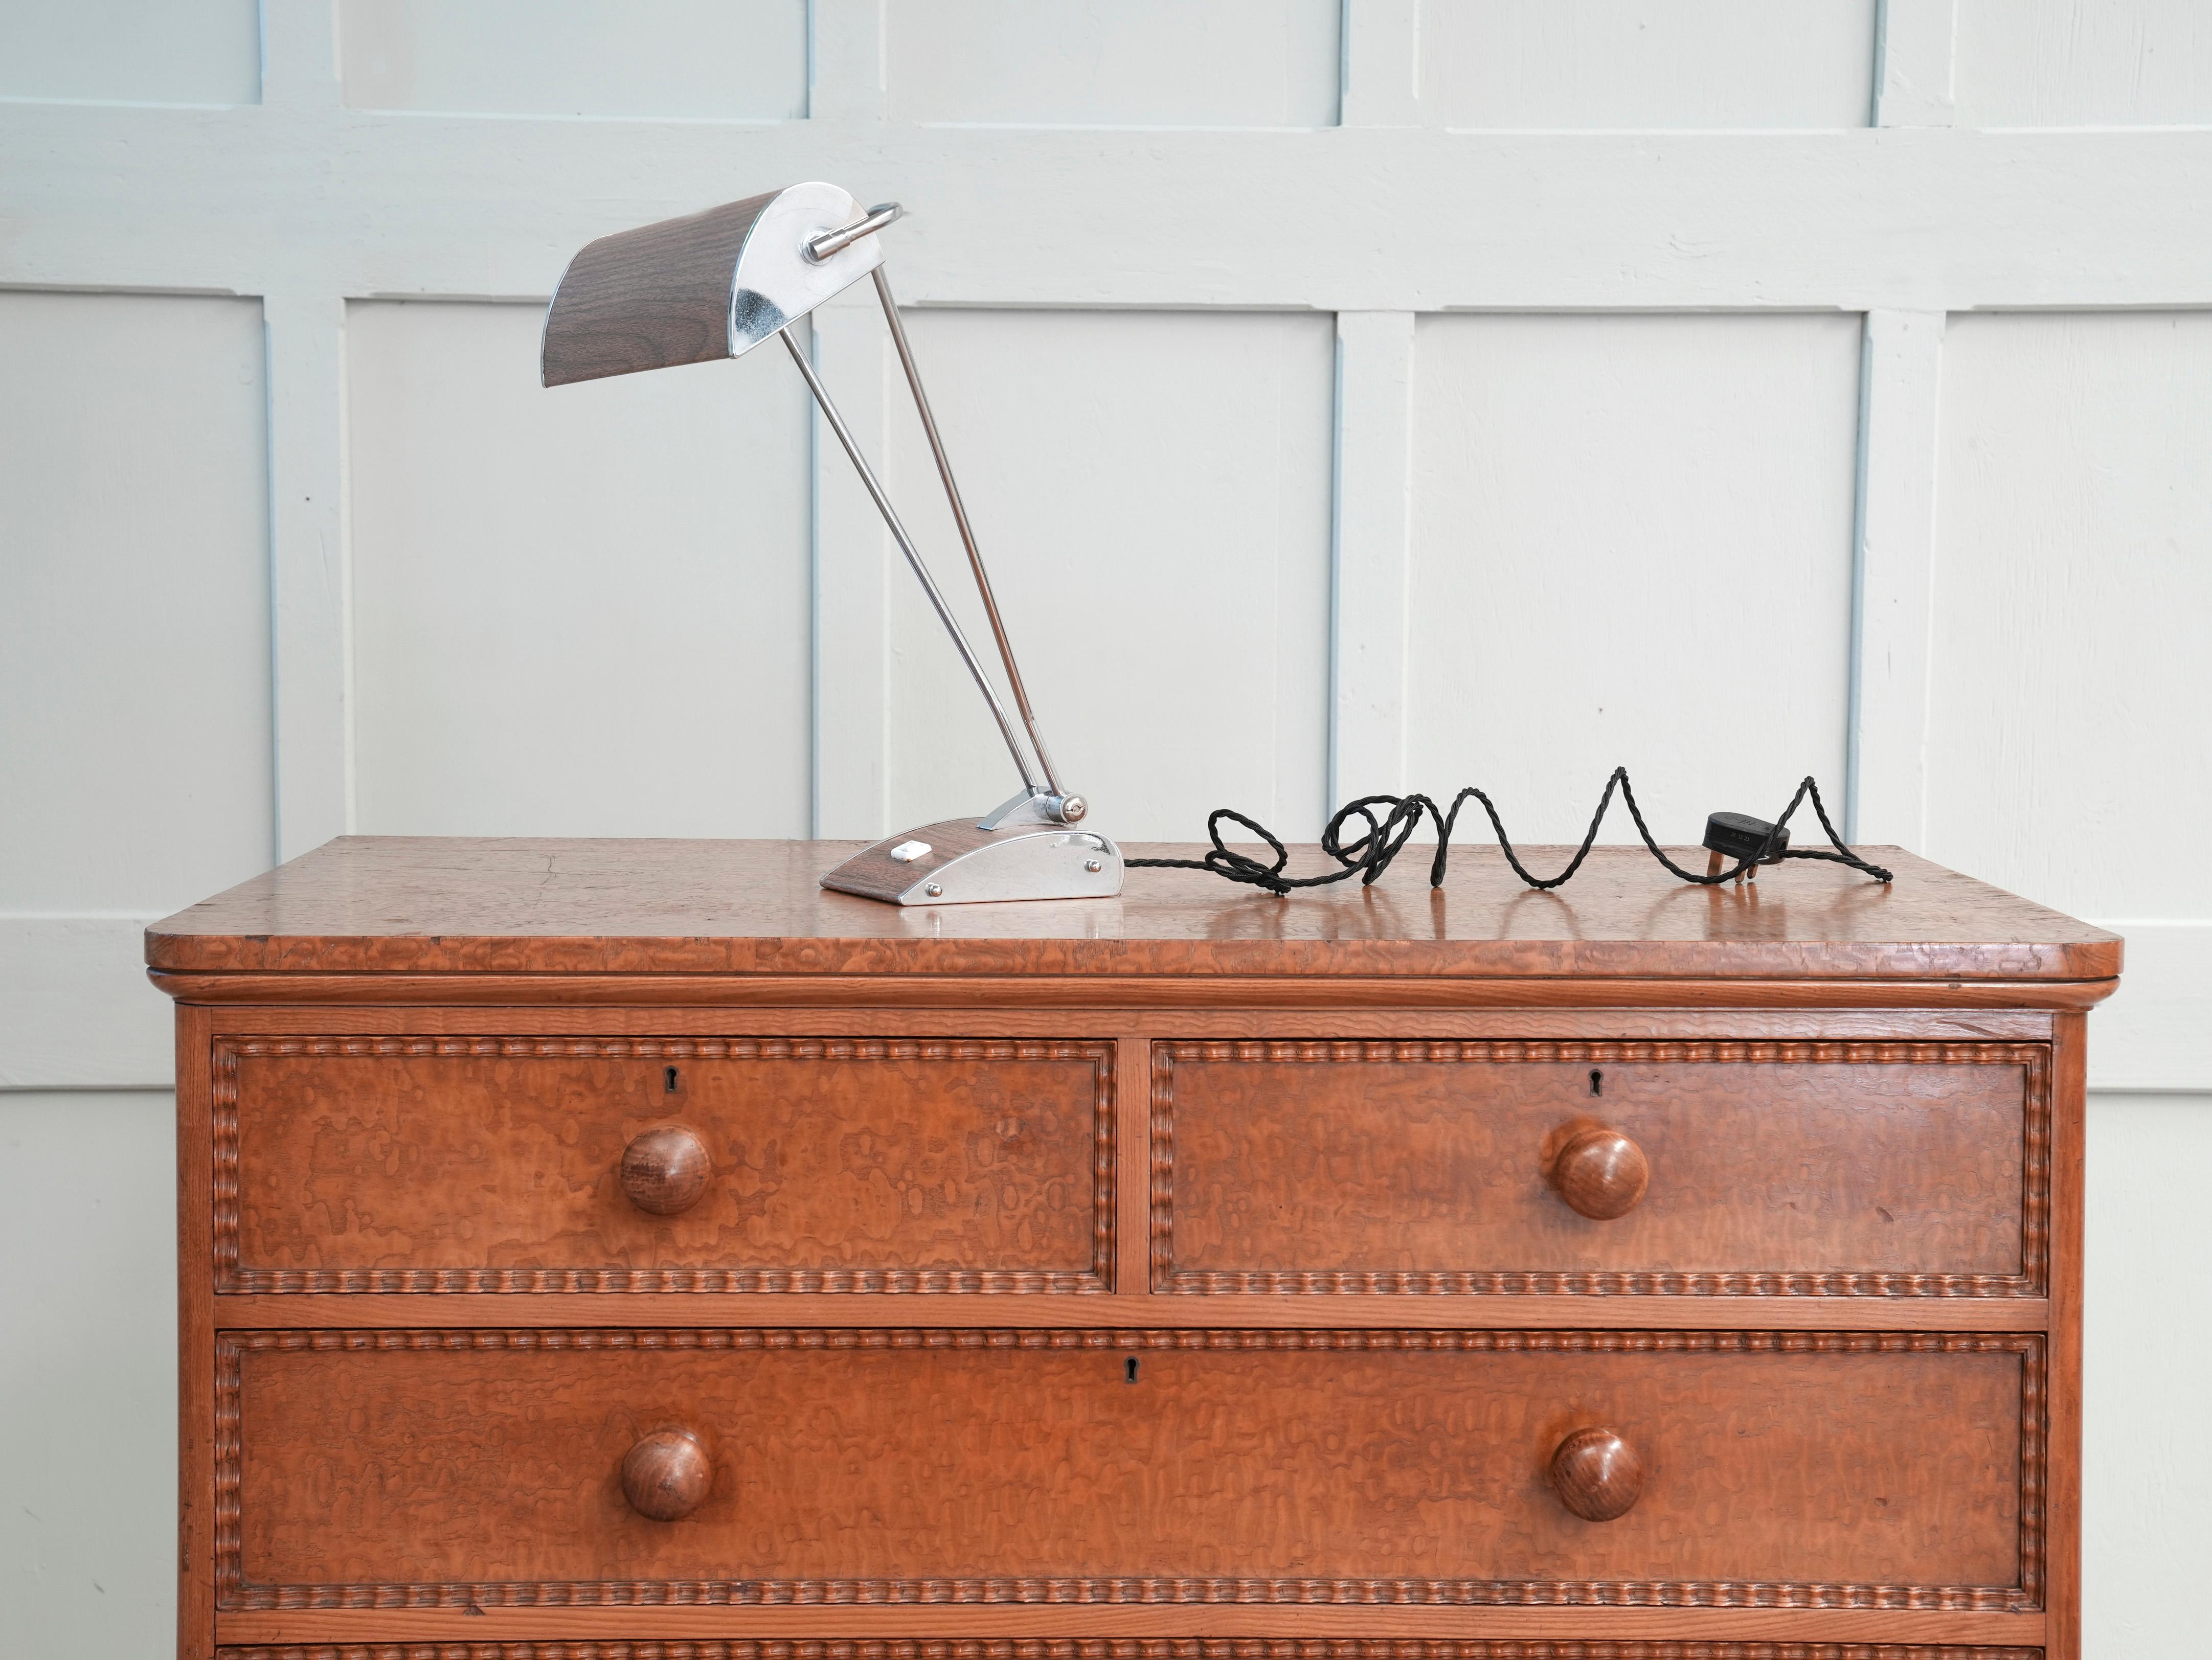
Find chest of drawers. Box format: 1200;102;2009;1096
149;835;2118;1660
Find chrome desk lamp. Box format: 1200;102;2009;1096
541;181;1120;905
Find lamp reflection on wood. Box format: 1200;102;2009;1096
541;181;1120;905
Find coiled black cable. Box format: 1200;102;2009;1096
1126;768;1893;896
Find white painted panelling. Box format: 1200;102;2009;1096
887;0;1341;127
338;0;808;119
810;284;899;839
1925;309;2212;921
0;1091;176;1656
1340;0;1421;128
347;301;814;837
0;287;270;1088
1848;309;1946;845
810;0;886;122
8;3;2212;1641
1928;311;2212;1087
1956;1;2212;128
0;290;273;913
874;309;1335;842
264;292;355;859
12;114;2212;310
1405;313;1863;844
1331;311;1418;803
1426;1;1878;130
2089;924;2212;1092
0;920;171;1090
2084;1091;2212;1657
0;0;258;106
1874;0;1958;128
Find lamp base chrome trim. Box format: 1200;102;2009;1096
820;818;1123;905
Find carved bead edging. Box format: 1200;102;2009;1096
212;1036;1115;1295
1151;1040;2051;1300
217;1645;2045;1660
217;1581;2047;1612
212;1328;2043;1616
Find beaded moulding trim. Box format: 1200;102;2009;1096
216;1645;2047;1660
1150;1041;2051;1298
212;1328;2044;1616
211;1035;1116;1295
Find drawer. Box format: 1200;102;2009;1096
218;1327;2040;1609
1156;1040;2046;1295
215;1036;1113;1292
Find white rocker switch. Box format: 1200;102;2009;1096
888;840;933;863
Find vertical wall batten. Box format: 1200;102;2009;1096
1328;0;1420;806
1875;0;1960;128
1328;311;1417;807
1849;310;1947;850
1850;0;1958;843
1339;0;1423;128
263;291;354;860
260;7;352;859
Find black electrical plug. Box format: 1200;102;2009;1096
1703;810;1788;881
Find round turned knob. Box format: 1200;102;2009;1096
1549;1426;1643;1522
619;1126;711;1216
1550;1126;1650;1220
621;1428;711;1521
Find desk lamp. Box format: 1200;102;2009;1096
541;181;1121;905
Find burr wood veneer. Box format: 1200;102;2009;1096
153;836;2116;1659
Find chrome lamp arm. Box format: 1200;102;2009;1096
539;180;1117;904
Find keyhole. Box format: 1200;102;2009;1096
1589;1068;1603;1097
664;1066;680;1094
1125;1357;1139;1383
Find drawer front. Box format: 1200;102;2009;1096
1156;1041;2046;1295
218;1328;2039;1609
217;1036;1113;1292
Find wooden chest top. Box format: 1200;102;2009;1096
145;834;2119;984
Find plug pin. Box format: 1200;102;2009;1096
1702;811;1789;884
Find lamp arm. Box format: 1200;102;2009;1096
867;266;1065;801
777;326;1044;799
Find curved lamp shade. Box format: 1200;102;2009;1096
540;181;883;387
535;180;1120;905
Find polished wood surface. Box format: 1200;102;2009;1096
1157;1047;2039;1294
618;1428;712;1522
199;1002;2061;1041
211;1615;2050;1650
618;1126;711;1217
225;1330;2032;1604
146;836;2120;983
222;1039;1111;1292
212;1290;2052;1333
1549;1126;1651;1221
153;967;2118;1011
1548;1425;1644;1522
155;837;2099;1659
176;1005;216;1660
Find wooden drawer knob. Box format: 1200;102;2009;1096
1549;1426;1643;1521
621;1428;711;1521
620;1126;711;1215
1550;1126;1650;1220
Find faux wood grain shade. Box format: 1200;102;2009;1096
540;181;883;386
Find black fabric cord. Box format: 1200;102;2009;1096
1125;768;1894;896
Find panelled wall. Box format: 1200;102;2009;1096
3;3;2209;1655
